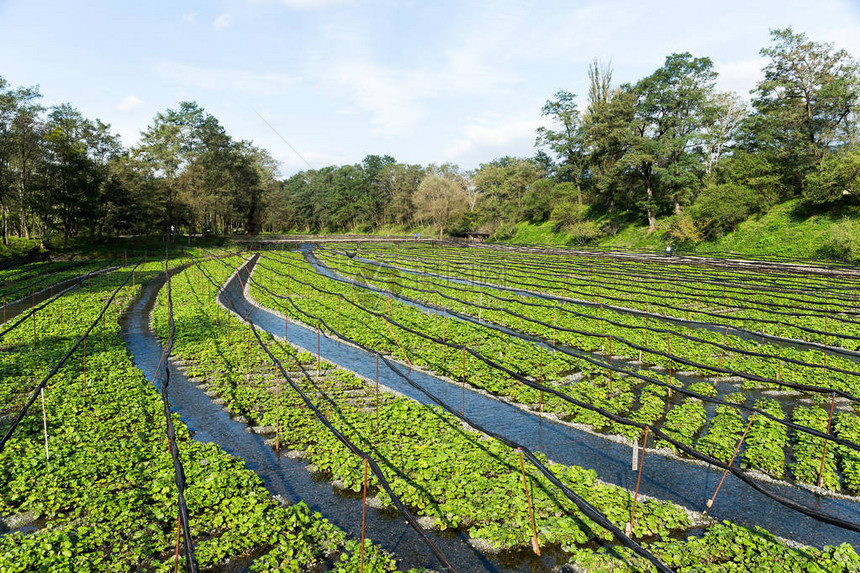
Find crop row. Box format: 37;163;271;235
0;254;393;572
345;243;860;349
241;250;860;571
251;252;859;494
353;242;859;309
317;248;860;398
161;257;694;554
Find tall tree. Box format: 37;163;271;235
137;101;210;237
0;78;44;244
701;92;747;175
635;52;717;221
40;104;120;245
378;162;424;225
535;90;588;201
746;28;860;191
472;157;543;226
413;164;469;236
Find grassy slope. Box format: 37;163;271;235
501;200;860;260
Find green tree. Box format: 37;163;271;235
40;104;121;245
0;78;44;245
413;164;469;236
535;90;588;200
804;146;860;205
746;28;860;192
378;162;424;225
634;53;717;223
472;157;543;226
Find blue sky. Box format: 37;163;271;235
2;0;860;176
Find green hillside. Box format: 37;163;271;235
499;200;860;261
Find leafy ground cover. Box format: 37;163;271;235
0;253;397;572
158;258;693;555
242;249;860;571
256;249;860;496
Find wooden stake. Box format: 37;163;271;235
818;393;837;488
40;387;49;462
704;414;756;514
518;449;541;556
626;426;649;537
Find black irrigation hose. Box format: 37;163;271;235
319;254;860;397
349;242;860;297
0;259;95;301
382;245;860;305
263;270;860;534
385;248;860;322
453;241;860;283
258;255;860;454
241;260;676;573
347;245;860;321
0;264;119;341
193;255;459;573
0;258;145;454
157;252;199;573
334;252;860;358
249;253;860;530
350;248;856;322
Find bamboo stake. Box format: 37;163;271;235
461;347;466;416
360;458;368;573
704;414;756;514
539;342;544;412
375;353;380;432
626;426;649;537
275;372;281;454
818;393;837;488
518;449;541;556
41;387;49;462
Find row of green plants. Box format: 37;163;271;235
159;258;693;555
355;242;858;314
321;248;860;399
346;243;860;349
318;249;860;491
0;253;394;572
252;252;852;493
244;250;860;571
0;258;104;304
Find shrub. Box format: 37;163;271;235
690;183;762;237
550;199;588;228
818;217;860;261
565;220;603;245
666;216;705;247
803;147;860;206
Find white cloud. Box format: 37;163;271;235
715;58;768;99
212;13;232;30
154;63;296;96
115;94;144;113
279;0;351;7
182;12;196;24
315;53;516;138
443;114;545;160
